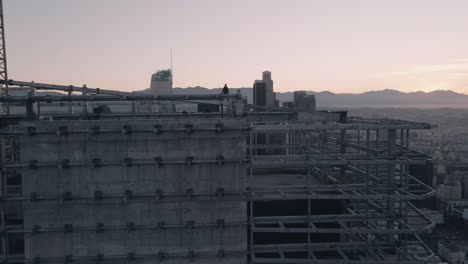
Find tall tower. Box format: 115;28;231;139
253;71;274;107
262;71;274;106
0;0;9;115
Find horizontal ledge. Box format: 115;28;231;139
252;227;428;235
1;191;248;202
5;221;247;234
0;127;250;135
0;249;246;263
251;123;432;131
5;159;249;169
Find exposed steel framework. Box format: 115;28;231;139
247;122;435;263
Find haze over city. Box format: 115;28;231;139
5;0;468;93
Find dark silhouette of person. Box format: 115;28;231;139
222;84;229;94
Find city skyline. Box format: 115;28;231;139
1;2;468;263
5;0;468;94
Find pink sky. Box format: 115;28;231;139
5;0;468;93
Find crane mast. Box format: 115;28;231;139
0;0;8;115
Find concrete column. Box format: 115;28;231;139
387;129;396;240
340;129;346;183
82;85;88;119
0;163;7;259
68;89;72;114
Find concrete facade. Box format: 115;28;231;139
15;118;247;263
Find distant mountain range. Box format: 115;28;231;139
166;87;468;108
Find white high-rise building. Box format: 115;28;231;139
151;69;174;112
136;69;174;113
150;69;173;95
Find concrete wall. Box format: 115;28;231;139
14;118;247;263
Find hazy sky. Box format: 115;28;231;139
5;0;468;93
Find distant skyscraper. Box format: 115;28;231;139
294;90;316;112
150;69;173;95
253;71;274;107
253;81;267;106
149;69;174;112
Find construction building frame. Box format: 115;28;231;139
0;80;436;264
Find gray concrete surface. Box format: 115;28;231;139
15;118;247;263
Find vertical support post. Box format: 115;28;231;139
307;166;311;260
0;136;7;262
400;129;404;154
0;172;6;263
387;129;396;241
376;129;380;150
356;129;360;155
25;89;36;120
364;128;371;258
291;131;295;154
398;129;404;227
404;129;410;255
220;99;224;118
284;122;289;156
340;129;346;183
248;130;254;263
321;130;327;153
68;88;72;114
82;84;88;119
36;100;40;118
365;129;370;228
25;99;34;120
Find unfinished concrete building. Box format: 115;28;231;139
0;80;436;264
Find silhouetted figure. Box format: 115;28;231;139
222;84;229;94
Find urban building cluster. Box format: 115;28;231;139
253;71;317;113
